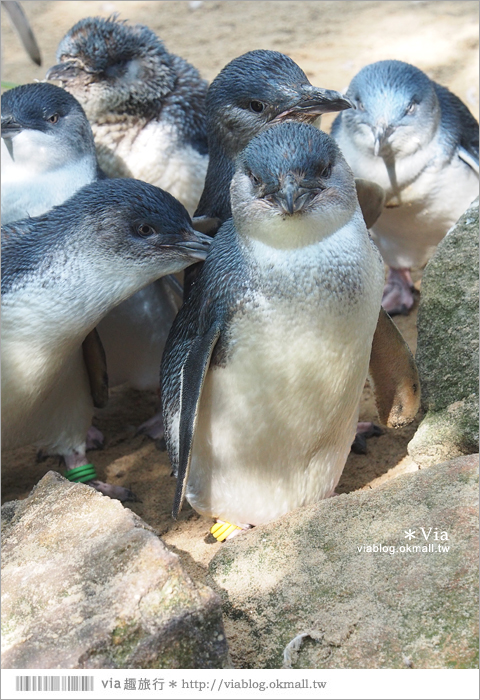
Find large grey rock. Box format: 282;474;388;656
1;471;229;669
408;199;479;467
209;455;479;669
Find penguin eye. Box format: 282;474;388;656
249;100;265;114
320;164;332;179
405;101;417;115
355;97;364;111
47;113;59;124
137;223;157;237
248;171;260;186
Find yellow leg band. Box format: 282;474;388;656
210;521;241;541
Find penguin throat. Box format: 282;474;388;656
237;207;350;251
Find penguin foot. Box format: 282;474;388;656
211;520;252;541
381;267;415;316
86;425;104;450
351;421;383;454
88;480;140;502
136;411;164;441
64;453;139;502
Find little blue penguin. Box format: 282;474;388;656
1;82;101;224
161;122;387;539
46;15;209;213
2;178;210;500
46;16;210;422
331;60;479;314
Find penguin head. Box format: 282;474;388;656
1;82;95;171
230;122;358;248
46;17;176;119
66;179;211;275
207;50;353;157
341;60;440;157
2;180;210;299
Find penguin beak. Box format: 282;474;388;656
1;116;23;139
372;124;395;156
272;177;319;215
170;229;212;261
46;61;85;82
275;85;354;121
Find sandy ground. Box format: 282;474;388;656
1;1;478;587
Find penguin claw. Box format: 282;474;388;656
88;480;140;503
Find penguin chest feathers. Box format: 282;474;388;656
188;217;384;525
92;119;208;215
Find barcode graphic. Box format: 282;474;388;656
15;676;94;691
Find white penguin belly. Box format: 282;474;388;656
97;279;179;389
371;160;478;268
335;133;479;268
187;296;375;526
93;120;208;215
1;138;96;223
1;321;92;454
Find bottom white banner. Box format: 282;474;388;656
1;668;478;700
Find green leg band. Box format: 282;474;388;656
65;464;98;483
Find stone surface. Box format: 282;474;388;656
208;455;479;669
1;471;229;669
408;199;479;467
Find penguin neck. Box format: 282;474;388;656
234;200;357;252
1;146;98;223
194;138;234;222
6;243;153;353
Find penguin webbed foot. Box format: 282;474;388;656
86;424;104;451
351;421;383;455
88;480;140;503
211;520;252;541
64;452;139;502
382;267;416;316
136;411;165;442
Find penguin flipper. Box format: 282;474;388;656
173;322;222;519
369;308;420;428
2;1;42;66
82;327;109;409
458;146;479;175
355;178;386;229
